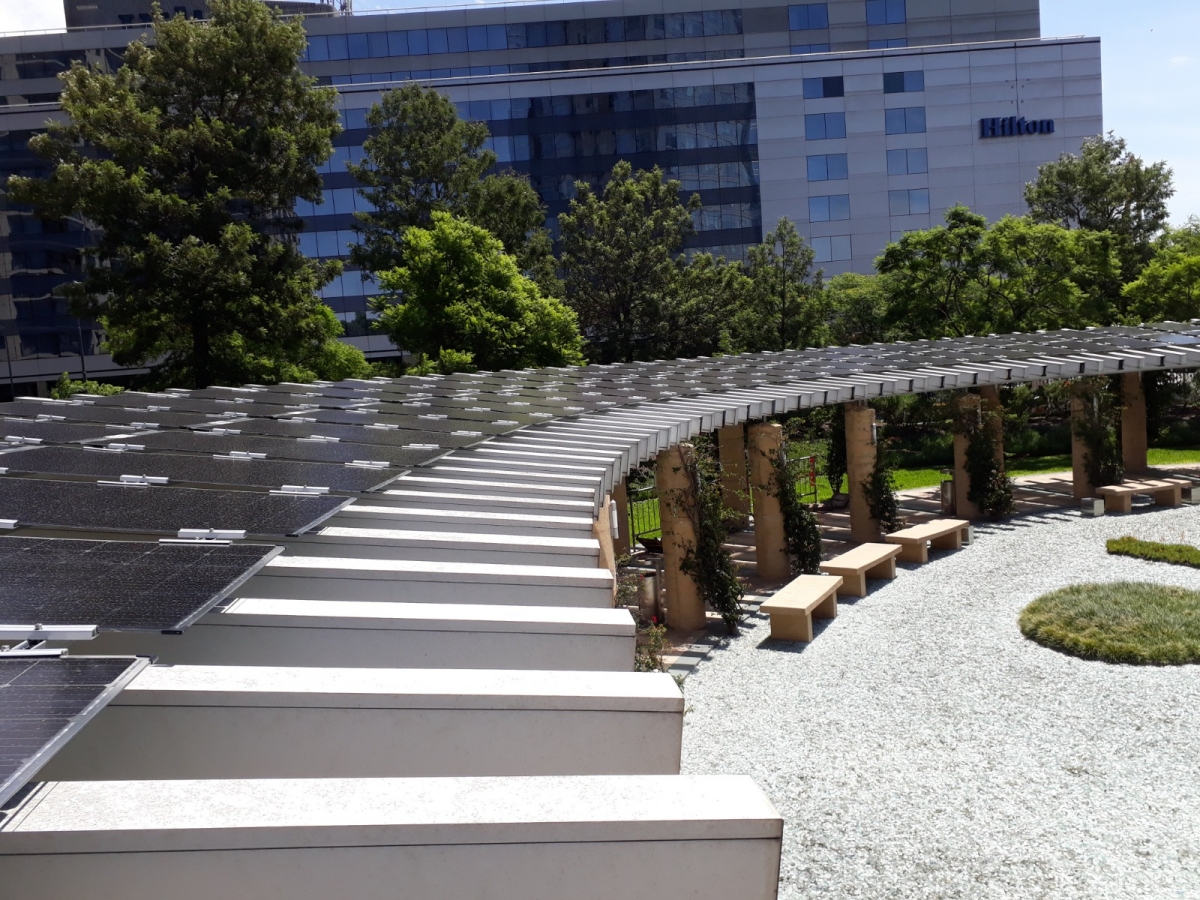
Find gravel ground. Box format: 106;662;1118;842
680;504;1200;899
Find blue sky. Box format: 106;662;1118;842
3;0;1198;222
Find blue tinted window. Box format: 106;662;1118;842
867;0;906;25
810;194;850;221
427;28;447;54
366;32;389;57
545;21;566;45
884;70;924;93
448;27;468;52
827;153;848;179
409;29;430;55
805;112;845;140
789;3;829;30
306;35;329;62
803;76;844;99
908;147;928;173
326;34;348;61
467;25;488;51
347;33;369;58
792;43;831;54
487;24;507;50
909;188;930;214
885;106;925;134
386;30;407;55
807;153;847;181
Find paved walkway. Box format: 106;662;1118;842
679;497;1200;898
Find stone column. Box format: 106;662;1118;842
1120;372;1149;474
1070;384;1095;499
612;480;631;558
717;423;750;526
845;403;880;542
978;385;1005;468
952;393;982;519
748;422;790;581
656;445;706;631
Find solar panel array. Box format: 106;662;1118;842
0;656;148;807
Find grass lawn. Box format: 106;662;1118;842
1107;536;1200;569
1019;581;1200;665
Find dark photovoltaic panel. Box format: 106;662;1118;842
0;537;282;631
0;401;220;429
2;418;131;445
0;445;399;492
0;655;149;807
110;430;432;467
0;479;349;536
200;417;487;449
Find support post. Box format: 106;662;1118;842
612;480;631;558
1120;372;1149;474
717;423;750;526
748;422;790;581
592;494;618;604
1070;384;1095;500
656;445;706;631
952;393;982;519
979;385;1005;469
845;403;880;542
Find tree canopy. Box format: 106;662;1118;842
733;218;826;352
372;212;583;374
1123;218;1200;323
7;0;360;389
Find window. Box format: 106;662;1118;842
886;147;928;175
807;153;848;181
883;71;924;93
803;76;844;99
788;4;829;30
869;38;907;49
792;43;831;54
812;235;852;262
805;112;846;140
885;106;926;134
809;194;850;222
889;188;930;216
866;0;906;25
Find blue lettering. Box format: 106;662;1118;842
979;116;1055;139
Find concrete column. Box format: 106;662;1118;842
592;494;617;597
979;385;1005;469
1121;372;1149;474
845;403;880;542
952;393;982;520
612;480;631;558
656;445;706;631
748;422;790;581
717;423;750;525
1070;384;1095;499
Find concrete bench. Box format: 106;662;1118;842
759;574;841;642
1095;478;1190;514
74;599;636;671
36;665;683;780
819;543;902;597
884;518;971;563
0;775;784;900
247;556;614;607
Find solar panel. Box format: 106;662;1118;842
111;430;435;467
0;401;218;429
200;417;489;448
0;479;348;536
0;537;282;632
0;655;148;807
2;418;128;445
0;445;400;492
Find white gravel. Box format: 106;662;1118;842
680;505;1200;899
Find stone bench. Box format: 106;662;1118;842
36;665;683;780
75;599;637;671
1095;478;1190;514
818;543;903;597
884;518;971;563
0;775;784;900
247;556;614;607
759;574;841;642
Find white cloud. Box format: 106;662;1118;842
0;0;66;34
1169;56;1194;67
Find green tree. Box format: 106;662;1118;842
7;0;353;389
1123;218;1200;323
1025;133;1174;318
347;83;553;286
372;212;583;373
558;161;701;363
734;218;826;352
824;272;893;346
663;252;750;358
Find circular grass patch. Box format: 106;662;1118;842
1019;581;1200;665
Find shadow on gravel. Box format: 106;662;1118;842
754;616;836;652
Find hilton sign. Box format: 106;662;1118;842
979;116;1055;138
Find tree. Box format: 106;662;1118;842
1024;132;1174;295
558;161;700;363
663;252;750;358
1123;218;1200;323
824;272;893;346
7;0;353;389
734;218;826;352
372;212;583;373
347;83;553;284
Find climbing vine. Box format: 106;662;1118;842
770;447;822;575
825;403;848;495
671;442;745;633
953;397;1015;520
1071;376;1123;488
861;433;903;533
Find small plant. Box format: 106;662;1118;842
771;448;822;575
1071;376;1123;488
954;395;1015;520
634;618;667;672
49;372;124;400
825;403;848;495
1107;536;1200;569
861;434;903;533
672;443;745;633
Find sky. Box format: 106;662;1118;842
2;0;1197;222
